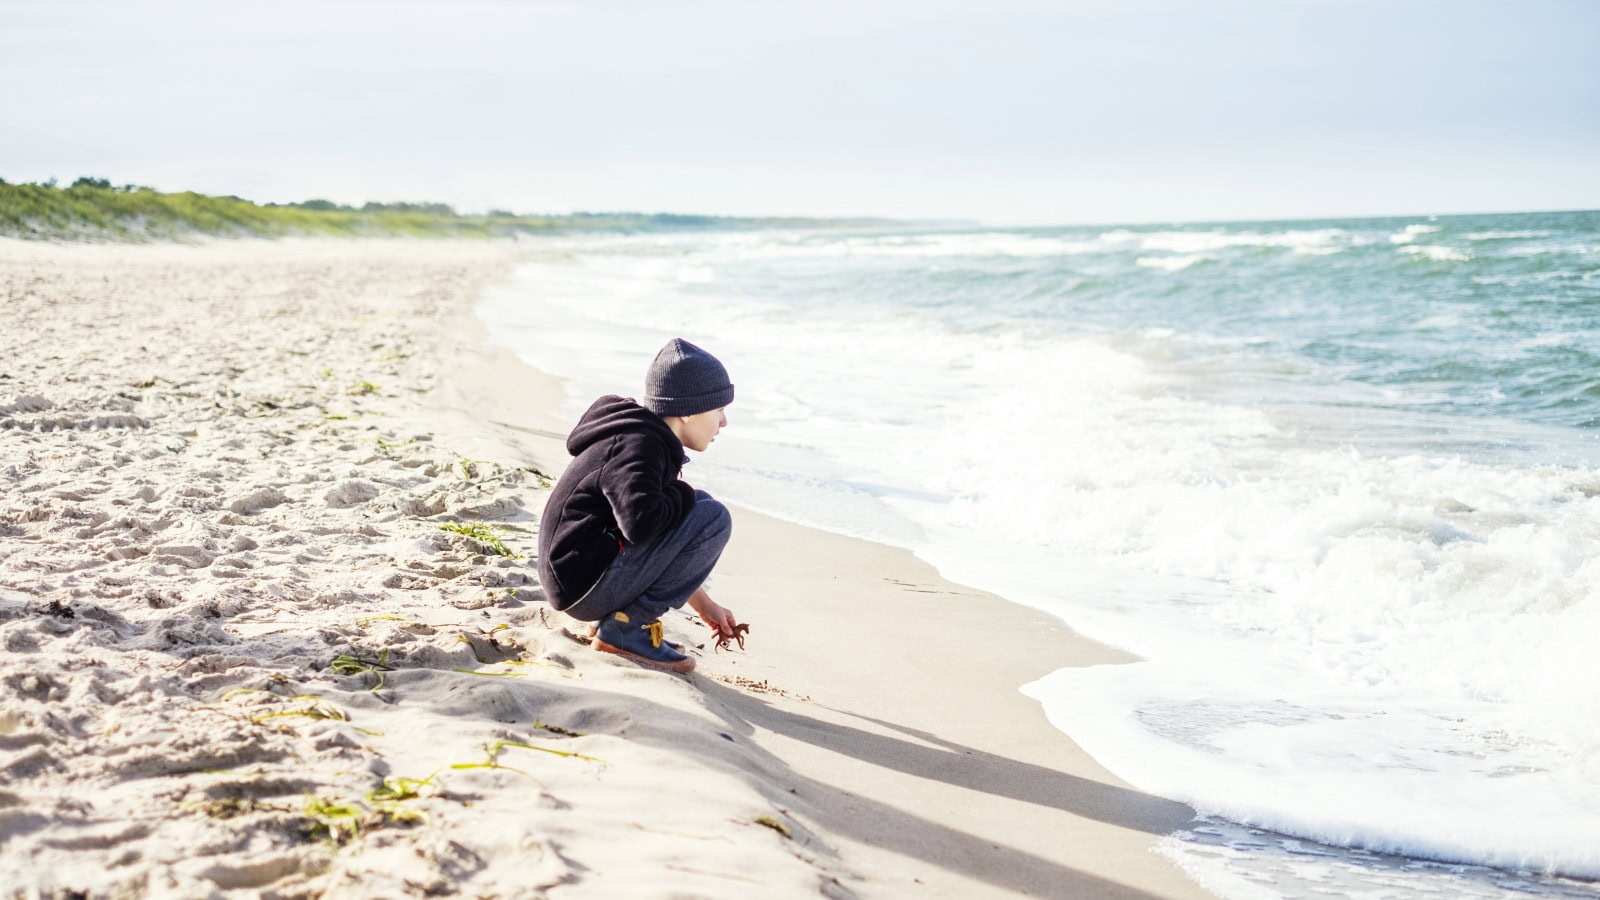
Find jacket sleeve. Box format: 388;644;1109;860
598;436;697;546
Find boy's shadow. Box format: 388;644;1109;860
692;678;1199;900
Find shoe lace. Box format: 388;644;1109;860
645;620;663;649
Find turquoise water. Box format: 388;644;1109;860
481;209;1600;896
706;210;1600;438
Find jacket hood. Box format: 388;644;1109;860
567;394;682;458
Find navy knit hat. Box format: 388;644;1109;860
643;338;734;417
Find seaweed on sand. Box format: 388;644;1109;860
302;793;425;847
239;694;349;726
330;649;393;690
436;521;516;558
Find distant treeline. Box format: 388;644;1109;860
0;176;893;241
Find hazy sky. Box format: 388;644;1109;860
3;0;1597;225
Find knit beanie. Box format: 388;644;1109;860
643;338;735;417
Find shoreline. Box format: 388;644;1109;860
0;237;1210;898
446;249;1213;896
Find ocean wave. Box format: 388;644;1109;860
1157;817;1600;899
1505;242;1598;257
1102;228;1348;255
940;356;1600;877
1400;244;1472;262
1389;223;1442;244
794;232;1100;259
1137;254;1211;271
1466;230;1553;240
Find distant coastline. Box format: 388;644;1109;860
0;176;907;241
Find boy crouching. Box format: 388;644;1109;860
536;339;742;673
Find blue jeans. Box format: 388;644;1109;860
564;490;731;625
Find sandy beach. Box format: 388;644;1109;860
0;237;1211;898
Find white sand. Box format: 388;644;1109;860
0;238;1210;898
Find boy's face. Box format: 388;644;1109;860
674;407;727;452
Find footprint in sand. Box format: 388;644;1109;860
227;487;288;515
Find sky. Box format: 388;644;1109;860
2;0;1597;226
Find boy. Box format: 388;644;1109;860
536;338;741;673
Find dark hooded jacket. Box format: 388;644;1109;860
537;395;697;610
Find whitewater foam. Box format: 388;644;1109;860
1137;254;1211;271
1105;228;1349;255
1390;223;1442;244
1400;244;1472;262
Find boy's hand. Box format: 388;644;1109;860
686;589;743;643
698;599;740;638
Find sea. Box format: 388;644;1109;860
477;210;1600;899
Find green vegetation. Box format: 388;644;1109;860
356;613;415;627
297;737;603;847
754;816;794;838
241;694;349;725
437;521;516;558
330;650;393;690
0;175;896;241
303;792;425;846
532;719;586;737
251;704;348;725
454;738;605;769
